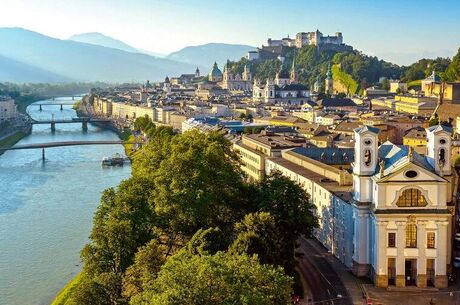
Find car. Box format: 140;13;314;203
453;257;460;268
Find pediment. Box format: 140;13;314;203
376;161;446;184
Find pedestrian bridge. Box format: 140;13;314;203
0;140;141;160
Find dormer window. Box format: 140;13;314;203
396;188;428;207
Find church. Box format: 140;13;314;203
221;61;252;91
252;56;310;106
264;125;456;288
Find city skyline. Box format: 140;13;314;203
0;0;459;65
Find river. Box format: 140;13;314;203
0;97;132;305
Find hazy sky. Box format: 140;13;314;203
1;0;459;65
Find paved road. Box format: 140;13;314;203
297;238;353;305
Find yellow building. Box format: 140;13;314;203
233;132;307;181
394;95;437;115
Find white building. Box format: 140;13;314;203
0;96;17;122
264;125;456;289
352;125;454;288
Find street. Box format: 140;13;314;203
297;238;354;305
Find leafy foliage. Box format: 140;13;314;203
445;48;460;82
130;251;293;305
65;131;318;304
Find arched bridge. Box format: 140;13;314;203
30;118;112;132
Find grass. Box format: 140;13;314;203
0;131;26;150
331;64;359;94
50;273;82;305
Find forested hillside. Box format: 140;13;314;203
228;45;460;95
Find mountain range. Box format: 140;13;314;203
0;28;254;83
167;43;256;68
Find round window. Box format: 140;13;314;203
364;139;372;146
439;138;447;144
405;170;418;178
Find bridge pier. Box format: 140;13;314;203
82;121;88;132
51;122;56;133
39;104;42;111
42;148;45;161
60;104;63;111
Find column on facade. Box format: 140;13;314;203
352;209;370;277
375;221;389;287
435;221;449;288
416;221;427;288
395;221;406;287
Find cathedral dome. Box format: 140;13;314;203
209;62;223;78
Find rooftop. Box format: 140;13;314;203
267;156;352;200
244;133;306;149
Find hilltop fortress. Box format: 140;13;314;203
247;29;352;61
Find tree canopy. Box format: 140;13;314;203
63;130;318;305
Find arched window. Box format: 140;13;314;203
396;188;428;207
405;220;417;248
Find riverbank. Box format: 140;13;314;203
76;95;134;155
0;118;32;155
0;96;133;305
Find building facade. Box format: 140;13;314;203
0;96;17;122
221;62;252;91
261;125;456;289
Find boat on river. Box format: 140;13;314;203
102;153;127;166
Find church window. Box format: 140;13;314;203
439;138;446;144
388;232;396;247
405;170;418;178
396;189;428;207
427;232;435;249
405;221;417;248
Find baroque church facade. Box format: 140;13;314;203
352;125;454;288
252;56;310;106
265;125;456;289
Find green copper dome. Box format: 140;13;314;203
209;62;223;77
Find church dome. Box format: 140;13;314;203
209;62;223;77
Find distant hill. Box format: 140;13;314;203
0;54;71;83
167;43;256;71
69;32;141;54
0;28;198;83
69;32;166;58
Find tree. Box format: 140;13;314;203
151;130;246;238
256;171;318;272
445;48;460;82
79;176;156;303
130;251;293;305
186;227;230;256
230;212;285;266
122;240;167;299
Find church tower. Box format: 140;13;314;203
290;53;298;84
313;76;321;93
426;125;452;176
325;63;333;95
195;67;200;78
243;63;252;81
352;126;379;202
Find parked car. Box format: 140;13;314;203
453;257;460;268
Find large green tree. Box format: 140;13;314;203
130;251;293;305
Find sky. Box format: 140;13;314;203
0;0;459;65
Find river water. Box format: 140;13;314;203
0;97;131;305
